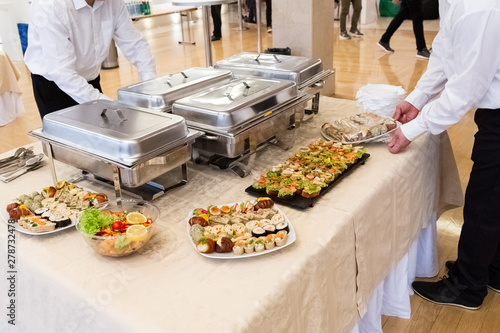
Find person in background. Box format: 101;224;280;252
211;4;222;41
377;0;430;59
246;0;256;24
389;0;500;310
266;0;272;33
339;0;363;40
24;0;156;119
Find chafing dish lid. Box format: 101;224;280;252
171;77;297;132
214;52;323;85
117;68;233;111
41;100;190;166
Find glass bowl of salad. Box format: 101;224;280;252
76;199;160;257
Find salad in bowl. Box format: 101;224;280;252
76;200;160;257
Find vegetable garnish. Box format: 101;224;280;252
79;208;114;235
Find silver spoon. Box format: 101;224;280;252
0;154;44;178
1;161;44;183
0;147;26;165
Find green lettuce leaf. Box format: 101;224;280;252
79;208;113;235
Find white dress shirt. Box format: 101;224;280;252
25;0;156;103
401;0;500;141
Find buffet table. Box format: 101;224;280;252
0;97;462;332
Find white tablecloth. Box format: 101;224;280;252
0;97;462;332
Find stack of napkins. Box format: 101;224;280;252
356;84;406;118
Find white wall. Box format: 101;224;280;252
0;0;30;61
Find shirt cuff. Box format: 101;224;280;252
405;87;429;111
98;94;113;101
400;118;427;141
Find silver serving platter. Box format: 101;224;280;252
39;100;190;166
30;100;203;188
192;96;308;158
117;68;233;112
30;131;200;188
172;77;298;133
215;52;327;89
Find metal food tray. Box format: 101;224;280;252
215;52;333;116
245;154;370;209
40;100;190;166
192;95;308;158
117;68;233;112
214;52;324;88
172;77;298;133
30;128;202;188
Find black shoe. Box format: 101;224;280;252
339;31;351;40
211;35;221;41
446;260;500;293
377;40;394;53
412;277;482;310
417;47;431;59
349;28;364;37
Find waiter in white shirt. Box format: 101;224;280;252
25;0;156;119
389;0;500;310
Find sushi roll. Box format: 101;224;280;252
263;224;276;235
259;219;272;227
233;240;245;255
271;213;284;225
275;230;288;246
245;220;259;232
41;210;52;219
53;216;71;228
276;221;290;233
254;240;265;252
34;207;49;216
252;227;266;238
232;223;246;235
264;234;275;250
244;238;256;253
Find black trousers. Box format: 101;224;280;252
380;0;426;51
31;73;103;119
211;5;222;38
452;108;500;303
266;0;272;28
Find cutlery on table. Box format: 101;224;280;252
0;154;44;176
1;162;44;183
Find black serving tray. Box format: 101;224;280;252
245;153;370;209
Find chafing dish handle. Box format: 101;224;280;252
254;54;282;63
225;81;251;101
101;108;127;123
165;71;189;86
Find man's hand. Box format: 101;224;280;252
392;0;400;4
388;128;411;154
393;101;419;124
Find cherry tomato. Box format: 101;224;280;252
112;221;123;230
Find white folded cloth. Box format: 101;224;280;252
356;84;406;118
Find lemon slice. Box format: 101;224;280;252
56;181;67;189
126;225;148;242
199;213;209;221
126;212;147;224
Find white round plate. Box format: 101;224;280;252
187;203;296;259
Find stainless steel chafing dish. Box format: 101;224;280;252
172;77;308;176
117;67;233;112
214;52;334;115
30;100;202;200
